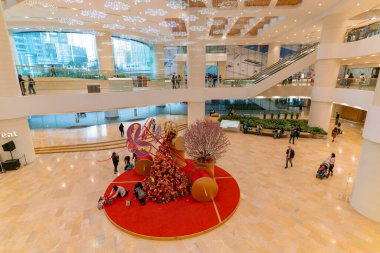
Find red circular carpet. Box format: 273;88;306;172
103;165;240;240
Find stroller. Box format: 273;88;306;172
316;162;330;179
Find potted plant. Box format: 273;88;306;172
184;119;230;177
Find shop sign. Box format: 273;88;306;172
1;131;18;139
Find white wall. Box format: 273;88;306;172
317;36;380;60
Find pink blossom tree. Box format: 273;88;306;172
184;119;230;163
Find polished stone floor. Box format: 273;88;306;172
1;116;380;253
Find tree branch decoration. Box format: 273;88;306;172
184;119;230;163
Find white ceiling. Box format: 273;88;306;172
3;0;380;46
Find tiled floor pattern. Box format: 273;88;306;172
1;117;380;252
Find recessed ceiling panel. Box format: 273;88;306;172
276;0;302;6
244;0;271;7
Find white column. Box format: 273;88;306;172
96;32;115;76
187;43;206;125
0;5;35;163
308;13;347;131
187;13;206;125
351;79;380;222
154;44;165;78
267;43;281;66
0;6;20;97
177;61;185;79
218;61;226;81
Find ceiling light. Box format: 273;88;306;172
356;57;361;59
167;0;188;9
172;32;187;37
371;54;376;57
134;0;151;4
103;23;125;30
356;2;360;6
123;16;146;23
24;16;30;19
25;0;57;13
179;14;199;21
71;7;77;10
47;17;54;20
318;2;322;6
294;19;297;22
145;8;167;16
308;11;311;14
81;9;107;19
13;28;19;30
198;8;216;15
371;16;377;20
159;21;178;28
58;18;84;26
189;25;208;32
63;0;83;3
104;1;130;10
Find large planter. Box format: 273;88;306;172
312;133;327;139
195;160;216;178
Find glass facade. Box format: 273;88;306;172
112;37;153;74
12;32;98;69
28;103;187;130
226;45;268;78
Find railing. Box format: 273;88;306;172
21;77;186;95
247;43;318;84
16;65;166;80
345;21;380;43
221;71;314;88
336;77;377;90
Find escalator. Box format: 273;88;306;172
247;43;319;84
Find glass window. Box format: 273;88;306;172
112;37;153;75
12;32;99;69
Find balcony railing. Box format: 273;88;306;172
16;65;165;80
336;77;377;90
345;21;380;43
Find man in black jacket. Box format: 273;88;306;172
285;145;295;168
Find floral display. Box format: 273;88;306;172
142;132;190;204
184;119;230;163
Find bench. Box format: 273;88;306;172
241;126;288;138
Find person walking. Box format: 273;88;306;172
219;74;222;84
212;75;217;87
331;127;338;142
299;103;303;112
27;75;36;95
176;74;182;88
119;123;124;137
50;65;57;77
289;128;297;144
111;152;119;174
335;112;340;125
326;153;336;176
151;119;156;132
18;74;26;96
285;145;295;168
171;75;176;89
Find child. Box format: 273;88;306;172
124;155;133;171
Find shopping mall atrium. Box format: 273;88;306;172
1;0;380;252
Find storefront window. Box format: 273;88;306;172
112;37;153;75
12;31;99;69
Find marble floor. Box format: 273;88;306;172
1;117;380;253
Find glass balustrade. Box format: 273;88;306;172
345;21;380;43
336;77;377;90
